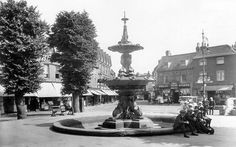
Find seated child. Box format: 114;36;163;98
173;110;198;138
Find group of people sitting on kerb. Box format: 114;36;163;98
173;100;214;138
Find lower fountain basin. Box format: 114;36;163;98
52;114;182;136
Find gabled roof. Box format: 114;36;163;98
194;44;236;59
156;52;196;72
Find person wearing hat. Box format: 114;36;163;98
193;108;204;133
195;107;214;134
173;110;198;138
208;97;215;115
185;108;198;134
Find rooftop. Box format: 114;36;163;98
194;44;236;59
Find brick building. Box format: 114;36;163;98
0;48;117;114
193;44;236;104
153;43;236;104
153;50;196;103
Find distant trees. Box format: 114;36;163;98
48;11;98;113
0;0;49;119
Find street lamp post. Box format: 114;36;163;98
199;31;209;116
200;31;209;99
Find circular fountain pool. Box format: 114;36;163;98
52;114;178;136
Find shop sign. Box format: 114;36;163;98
171;82;178;89
179;83;190;87
158;84;169;88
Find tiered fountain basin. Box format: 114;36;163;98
108;43;143;53
105;77;151;90
52;114;181;136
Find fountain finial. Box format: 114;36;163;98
121;11;128;24
120;11;130;44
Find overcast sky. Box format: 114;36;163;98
22;0;236;74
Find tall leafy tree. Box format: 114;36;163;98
49;11;98;113
0;0;49;119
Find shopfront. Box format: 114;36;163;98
170;82;179;103
156;84;170;103
179;83;191;96
205;85;234;105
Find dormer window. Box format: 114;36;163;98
168;62;171;68
163;62;171;68
180;60;189;66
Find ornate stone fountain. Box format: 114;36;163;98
52;13;177;136
101;13;154;129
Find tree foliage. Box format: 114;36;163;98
0;0;49;96
48;11;98;95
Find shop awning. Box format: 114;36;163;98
36;82;65;97
89;89;102;95
0;85;38;97
205;85;233;91
101;89;118;96
82;90;93;96
96;90;107;95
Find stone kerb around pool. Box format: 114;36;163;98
52;114;180;137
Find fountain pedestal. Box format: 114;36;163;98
102;117;154;129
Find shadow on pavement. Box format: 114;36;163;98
35;122;53;127
135;127;236;147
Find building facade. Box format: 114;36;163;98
153;44;236;104
192;44;236;104
153;51;196;103
0;48;117;114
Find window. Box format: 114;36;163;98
199;71;208;77
181;74;187;83
168;62;171;68
216;57;224;64
55;66;60;79
164;75;169;84
216;70;224;81
44;64;49;78
180;60;189;66
199;59;207;66
163;62;171;68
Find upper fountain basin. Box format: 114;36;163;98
105;76;154;90
108;43;143;54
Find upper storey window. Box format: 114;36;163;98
55;66;60;79
199;59;207;66
216;57;224;65
180;60;189;66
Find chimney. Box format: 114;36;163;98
196;42;200;52
165;50;171;56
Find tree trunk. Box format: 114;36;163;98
72;92;80;113
15;92;27;119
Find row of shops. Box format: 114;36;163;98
0;82;118;114
155;82;192;103
193;84;235;105
155;82;236;105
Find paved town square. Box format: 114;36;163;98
1;0;236;147
1;102;236;147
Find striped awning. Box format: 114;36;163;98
101;89;118;96
205;85;233;91
82;90;93;96
89;89;102;95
